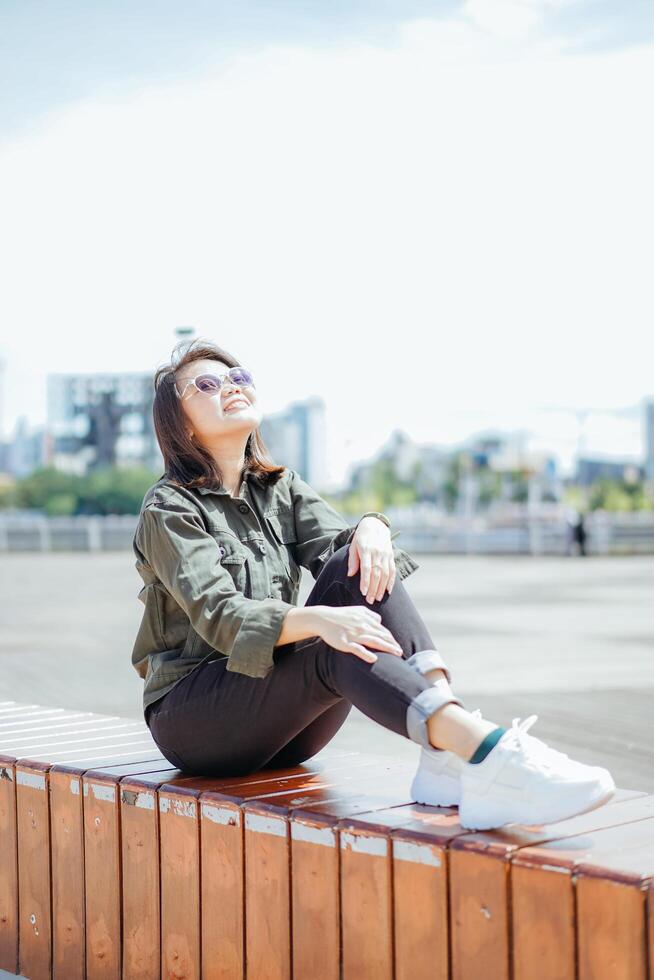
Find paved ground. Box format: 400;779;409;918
0;551;652;794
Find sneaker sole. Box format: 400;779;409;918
410;769;461;807
459;777;616;831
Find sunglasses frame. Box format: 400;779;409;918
174;366;255;401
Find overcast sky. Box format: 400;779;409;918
1;0;653;482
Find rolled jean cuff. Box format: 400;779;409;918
405;649;452;683
406;683;466;749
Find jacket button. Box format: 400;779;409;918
218;545;226;557
239;504;248;514
258;542;267;554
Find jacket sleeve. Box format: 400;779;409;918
136;498;295;679
288;469;420;581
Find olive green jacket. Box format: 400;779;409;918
131;465;420;715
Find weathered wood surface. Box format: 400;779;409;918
0;699;652;980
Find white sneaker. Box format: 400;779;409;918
458;714;616;831
410;708;483;807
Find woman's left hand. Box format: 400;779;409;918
346;517;396;603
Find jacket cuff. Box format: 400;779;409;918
225;598;295;679
316;525;419;581
394;547;420;580
317;524;358;565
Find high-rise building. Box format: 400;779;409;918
576;457;643;487
46;372;162;474
260;397;328;487
645;400;654;482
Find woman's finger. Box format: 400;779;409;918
362;551;386;604
356;633;403;656
375;556;393;602
347;642;378;663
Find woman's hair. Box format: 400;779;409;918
152;337;286;491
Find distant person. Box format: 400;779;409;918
131;337;615;831
574;511;588;556
566;508;588;556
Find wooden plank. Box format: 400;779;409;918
391;820;455;980
199;796;244;980
50;767;85;980
81;774;122;980
243;803;291;980
0;756;18;975
120;769;177;980
339;821;393;980
159;786;202;980
16;761;52;980
290;814;340;980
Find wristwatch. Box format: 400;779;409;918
359;511;391;529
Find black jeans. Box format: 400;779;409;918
145;545;466;776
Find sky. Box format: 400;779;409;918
1;0;653;484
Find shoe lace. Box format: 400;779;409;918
506;715;571;773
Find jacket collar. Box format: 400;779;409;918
190;464;256;495
160;462;259;497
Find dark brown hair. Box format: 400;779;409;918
152;338;286;491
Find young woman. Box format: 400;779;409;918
131;338;616;831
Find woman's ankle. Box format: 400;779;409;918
427;704;500;760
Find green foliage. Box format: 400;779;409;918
442;453;464;512
587;478;654;512
334;457;423;515
509;469;529;503
3;459;652;518
1;464;162;515
44;492;78;516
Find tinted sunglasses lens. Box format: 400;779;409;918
195;374;222;392
229;367;254;386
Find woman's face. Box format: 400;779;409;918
175;358;262;443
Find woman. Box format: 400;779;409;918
131;338;615;831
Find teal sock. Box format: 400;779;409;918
467;725;507;764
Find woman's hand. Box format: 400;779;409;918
346;516;397;603
313;606;403;664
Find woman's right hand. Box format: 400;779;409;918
313;605;404;663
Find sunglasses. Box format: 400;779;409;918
175;366;255;401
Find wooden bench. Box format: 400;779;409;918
0;698;653;980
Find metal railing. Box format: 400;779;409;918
0;510;653;554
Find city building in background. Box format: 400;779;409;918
260;396;328;487
0;415;47;479
0;356;652;510
46;372;163;474
645;399;654;483
575;457;644;487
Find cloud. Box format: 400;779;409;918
463;0;569;41
0;10;652;480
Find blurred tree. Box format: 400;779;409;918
1;464;161;515
588;478;653;512
78;466;162;515
13;466;81;512
509;468;529;503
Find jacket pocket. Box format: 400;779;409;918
215;535;249;592
264;509;298;546
263;509;301;585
